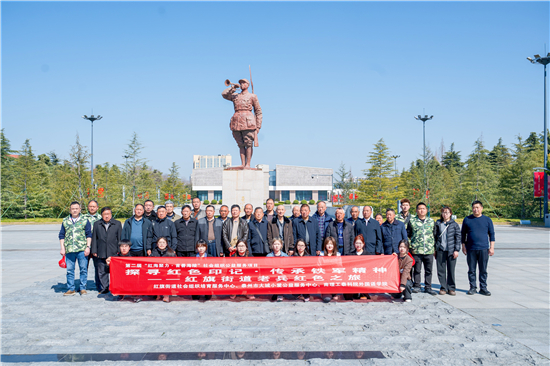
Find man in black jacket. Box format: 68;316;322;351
326;208;355;255
148;206;177;250
222;204;249;256
144;200;157;222
267;204;294;254
248;207;270;256
91;207;122;294
354;206;383;255
292;204;322;255
175;205;198;257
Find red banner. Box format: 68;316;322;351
110;256;400;296
534;172;546;198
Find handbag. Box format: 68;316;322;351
58;256;66;268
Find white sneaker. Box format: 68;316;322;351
304;297;310;302
404;299;412;303
277;295;283;302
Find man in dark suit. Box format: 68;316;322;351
175;205;198;257
91;207;122;294
354;206;383;255
326;208;355;255
292;204;322;255
195;205;224;257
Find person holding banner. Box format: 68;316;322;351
150;237;175;302
293;239;311;302
192;240;212;301
391;240;413;302
229;239;255;300
266;238;288;302
345;235;370;301
320;237;340;303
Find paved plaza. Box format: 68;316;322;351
1;224;548;365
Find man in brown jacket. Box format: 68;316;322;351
222;79;262;168
267;205;294;254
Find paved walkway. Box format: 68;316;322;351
1;224;548;365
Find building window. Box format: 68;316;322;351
269;171;276;186
214;191;222;201
281;191;290;202
296;190;312;201
318;191;328;201
197;191;208;201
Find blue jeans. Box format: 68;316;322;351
66;251;88;291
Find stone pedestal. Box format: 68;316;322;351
222;165;270;209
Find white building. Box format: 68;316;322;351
192;154;232;170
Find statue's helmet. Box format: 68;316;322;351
238;79;249;85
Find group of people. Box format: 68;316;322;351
58;197;495;303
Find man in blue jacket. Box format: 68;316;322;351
380;208;407;254
293;204;322;255
248;207;270;256
121;203;152;256
354;206;383;255
312;201;333;241
461;200;495;296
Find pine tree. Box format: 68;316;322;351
488;138;511;174
441;143;463;171
358;139;401;213
11;140;51;218
124;132;146;206
69;134;91;203
334;162;354;204
161;162;185;205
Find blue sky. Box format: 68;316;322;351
2;1;549;180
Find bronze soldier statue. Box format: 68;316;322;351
222;78;262;169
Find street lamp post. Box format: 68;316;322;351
527;53;550;227
390;155;400;177
414;114;433;213
82;114;103;189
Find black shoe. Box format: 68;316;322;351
99;287;110;295
412;287;421;293
467;288;476;295
479;289;491;296
424;288;437;296
322;296;332;303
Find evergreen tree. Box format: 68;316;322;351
358;139;401;213
124;132;146;206
10;140;51;218
334;162;354;204
69;134;91;203
488;138;511;174
441;143;463;171
161;162;185;205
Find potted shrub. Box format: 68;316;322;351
301;200;307;205
309;200;315;205
211;199;218;204
285;200;290;204
204;200;210;205
293;200;299;204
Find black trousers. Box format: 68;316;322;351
412;254;433;290
89;256;102;292
129;251;144;257
467;249;489;291
391;280;413;300
436;250;457;291
177;251;196;257
96;258;110;291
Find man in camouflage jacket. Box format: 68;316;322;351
58;201;92;296
407;202;437;295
